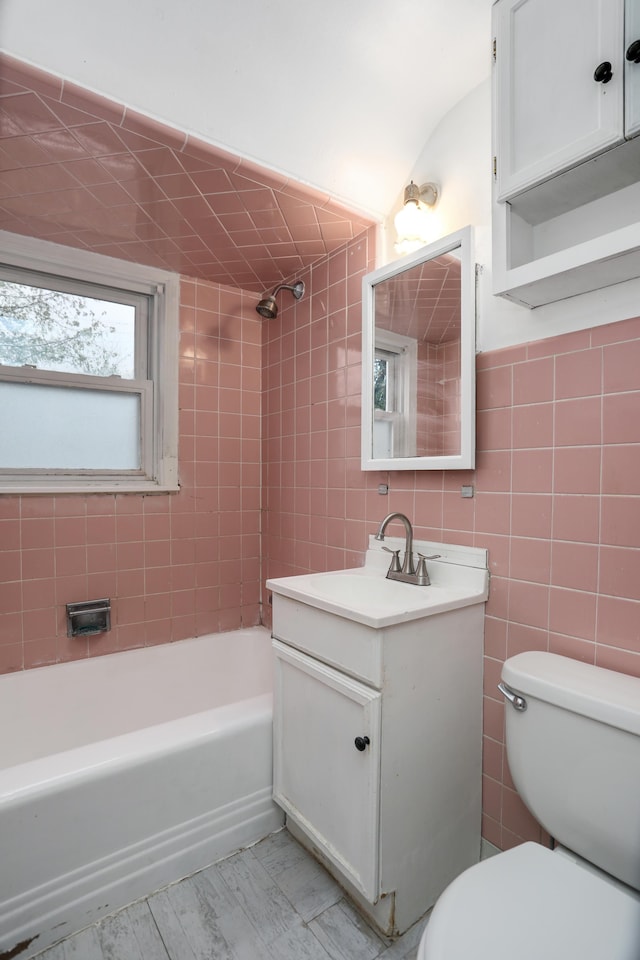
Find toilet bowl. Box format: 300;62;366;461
417;842;640;960
417;653;640;960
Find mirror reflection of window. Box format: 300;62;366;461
373;356;389;411
372;330;416;458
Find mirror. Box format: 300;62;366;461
361;226;475;471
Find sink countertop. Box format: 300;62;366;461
267;538;489;628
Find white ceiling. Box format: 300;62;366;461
0;0;493;221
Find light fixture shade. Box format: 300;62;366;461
393;180;439;255
393;200;428;244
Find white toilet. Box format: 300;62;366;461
417;651;640;959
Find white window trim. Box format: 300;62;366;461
373;328;417;458
0;231;179;494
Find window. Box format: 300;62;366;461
372;330;417;459
0;232;179;494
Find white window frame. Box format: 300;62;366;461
372;329;417;459
0;231;179;494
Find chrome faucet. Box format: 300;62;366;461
374;512;439;586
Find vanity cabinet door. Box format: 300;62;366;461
273;640;382;901
493;0;624;201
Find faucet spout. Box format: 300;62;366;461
375;512;415;575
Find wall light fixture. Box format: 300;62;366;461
393;180;439;255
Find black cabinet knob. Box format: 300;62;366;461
626;40;640;64
593;61;613;83
354;736;370;752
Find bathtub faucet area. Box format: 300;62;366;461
375;512;439;586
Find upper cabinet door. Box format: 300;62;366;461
494;0;625;201
625;0;640;138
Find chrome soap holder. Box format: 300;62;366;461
66;598;111;638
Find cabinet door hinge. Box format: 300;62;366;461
492;37;496;62
493;156;497;179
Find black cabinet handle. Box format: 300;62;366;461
626;40;640;64
593;61;613;83
354;736;370;752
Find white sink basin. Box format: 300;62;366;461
267;539;489;628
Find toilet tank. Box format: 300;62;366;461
501;652;640;892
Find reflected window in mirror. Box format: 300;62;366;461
362;227;475;471
372;330;416;459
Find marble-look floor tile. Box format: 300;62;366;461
252;829;343;921
308;899;388;960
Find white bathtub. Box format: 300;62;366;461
0;627;283;960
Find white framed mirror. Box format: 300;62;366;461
361;226;475;471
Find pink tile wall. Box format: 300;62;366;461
416;339;461;456
0;278;263;672
261;243;640;851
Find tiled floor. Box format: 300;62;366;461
36;829;428;960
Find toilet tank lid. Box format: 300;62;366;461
502;652;640;736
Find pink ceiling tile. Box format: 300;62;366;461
60;81;125;125
86;180;135;206
93;153;142;184
180;136;236;169
188;167;235;195
174;194;216;221
0;93;63;136
137;199;192;233
0;162;80;197
201;190;245;215
30;127;93;163
136;147;187;177
131;219;172;243
121;108;187;150
0;96;38;137
294;238;327;256
0;135;52;169
249;207;289;231
235;157;289;192
0;55;63;99
70;122;130;158
215;210;255;232
319;220;354;242
240;188;281;213
0;53;375;291
120;177;169;204
153;172;200;200
42;96;104;130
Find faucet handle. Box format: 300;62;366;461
382;546;402;572
416;554;441;576
416;553;440;585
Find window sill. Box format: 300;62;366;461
0;478;180;496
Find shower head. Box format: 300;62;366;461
256;280;305;319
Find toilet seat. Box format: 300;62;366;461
418;842;640;960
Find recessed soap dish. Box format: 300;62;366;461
66;599;111;638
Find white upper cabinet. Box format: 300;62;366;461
492;0;640;308
494;0;626;201
626;0;640;137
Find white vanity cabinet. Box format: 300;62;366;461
492;0;640;306
269;542;488;937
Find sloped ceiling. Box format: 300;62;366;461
0;0;493;291
0;55;375;292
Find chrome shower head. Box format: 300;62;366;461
256;280;305;319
